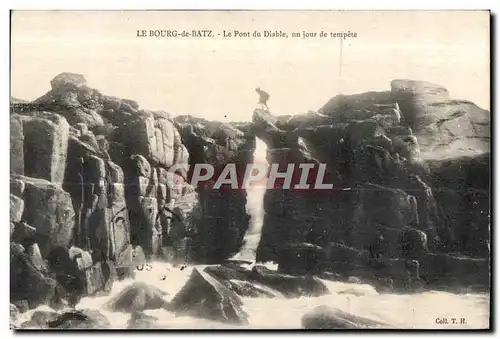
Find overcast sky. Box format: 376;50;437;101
11;10;490;121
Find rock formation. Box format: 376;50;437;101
10;73;490;313
9;73;252;310
252;79;490;291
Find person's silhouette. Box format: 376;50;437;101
255;87;270;110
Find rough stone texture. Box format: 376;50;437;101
47;246;116;303
125;113;177;168
175;116;254;263
253;77;490;290
50;72;87;90
124;155;160;256
10;177;26;197
26;243;48;272
33;74;105;129
169;268;249;324
390;79;450;128
319;91;393;117
63;137;131;264
426;153;490;257
11;221;37;247
9;74;490;308
10;194;24;224
390;79;489;158
17;112;70;184
107;282;168;312
164;181;201;262
15;175;75;256
10;243;65;309
10;115;24;175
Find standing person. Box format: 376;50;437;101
255;87;270;110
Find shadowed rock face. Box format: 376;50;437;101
174;115;254;263
10;243;64;309
426;153;490;257
252;78;490;290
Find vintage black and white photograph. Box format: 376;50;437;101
9;10;491;330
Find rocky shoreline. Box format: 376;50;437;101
10;73;490;329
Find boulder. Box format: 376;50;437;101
319;91;393;118
15;175;75;256
387;125;420;160
85;262;111;295
106;282;168;312
400;227;429;258
47;309;111;329
390;79;450;130
50;72;87;90
302;306;391;329
20;112;70;184
101;95;139;113
125;115;177;168
47;247;86;303
390;79;489;158
69;246;93;270
48;246;116;301
33;75;105;128
10;243;66;309
169;268;249;324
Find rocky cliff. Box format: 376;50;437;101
10;74;490;312
253;79;490;290
10;73;253;309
